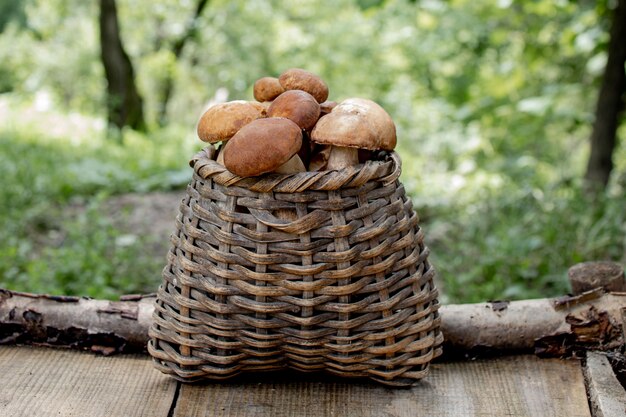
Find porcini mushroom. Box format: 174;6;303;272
223;118;304;178
196;100;266;165
310;98;396;170
268;90;320;130
253;77;285;102
278;68;329;103
223;117;304;221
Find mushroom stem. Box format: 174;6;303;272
216;141;228;166
325;146;359;170
273;155;305;221
274;154;306;174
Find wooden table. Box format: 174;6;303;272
0;346;600;417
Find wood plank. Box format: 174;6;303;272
174;355;591;417
0;346;176;417
584;352;626;417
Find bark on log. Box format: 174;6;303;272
1;289;624;358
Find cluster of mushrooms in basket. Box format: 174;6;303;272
196;68;397;176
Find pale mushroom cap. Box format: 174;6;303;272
310;98;397;151
223;118;303;178
333;98;396;149
253;77;285;102
278;68;329;103
311;112;378;150
268;90;320;130
197;100;266;143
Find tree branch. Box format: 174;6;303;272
158;0;211;126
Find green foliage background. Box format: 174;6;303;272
0;0;624;302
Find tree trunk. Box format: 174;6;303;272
584;0;626;188
157;0;210;126
99;0;146;132
1;289;624;357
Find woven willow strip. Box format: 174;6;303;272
149;147;443;386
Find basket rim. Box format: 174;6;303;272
189;146;403;193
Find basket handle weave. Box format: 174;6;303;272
190;147;402;193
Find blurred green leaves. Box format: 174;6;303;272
0;0;26;33
0;0;624;301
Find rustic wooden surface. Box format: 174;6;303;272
174;355;592;417
584;351;626;417
0;346;592;417
0;346;176;417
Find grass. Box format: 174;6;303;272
3;200;159;298
0;123;198;298
424;182;626;303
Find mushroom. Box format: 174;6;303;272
223;117;304;178
310;98;396;170
196;100;266;165
267;90;320;130
253;77;285;102
278;68;329;103
223;117;304;221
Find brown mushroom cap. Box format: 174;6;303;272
268;90;320;130
223;118;303;178
278;68;329;103
311;98;396;150
253;77;285;102
197;100;266;143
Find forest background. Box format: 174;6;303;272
0;0;624;303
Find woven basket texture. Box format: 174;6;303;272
148;146;443;386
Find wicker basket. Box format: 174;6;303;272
148;146;443;386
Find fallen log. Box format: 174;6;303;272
0;290;154;355
0;288;624;357
440;289;625;358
